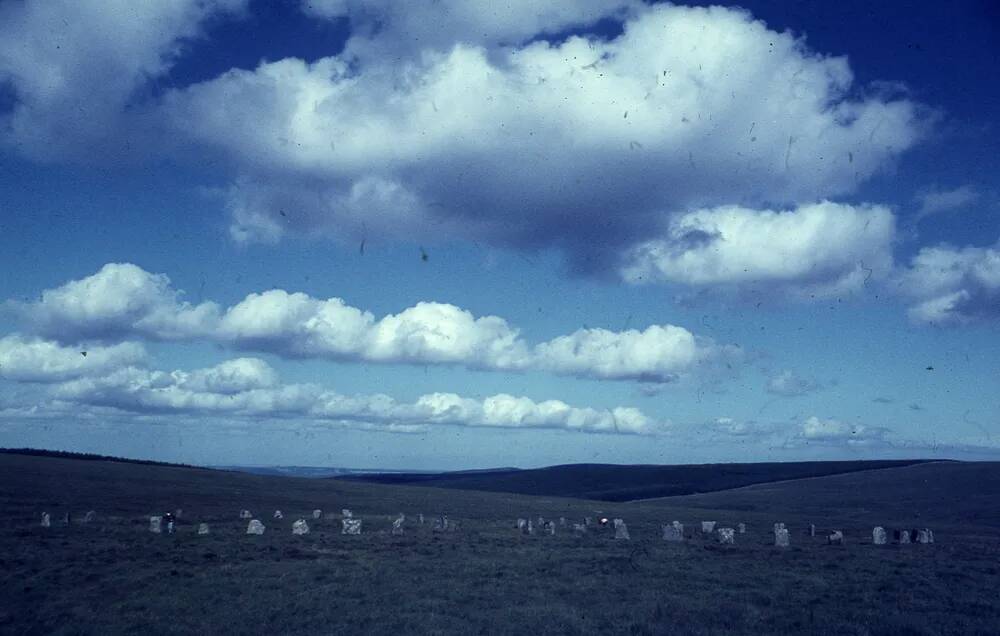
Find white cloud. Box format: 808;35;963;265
18;264;732;382
897;241;1000;325
798;415;887;445
766;370;820;397
159;3;922;278
15;263;220;342
0;335;146;382
0;0;247;160
46;357;664;435
621;201;895;297
915;185;980;220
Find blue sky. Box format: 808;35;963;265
0;0;997;469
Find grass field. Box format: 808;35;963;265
2;454;998;635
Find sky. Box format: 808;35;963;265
0;0;998;470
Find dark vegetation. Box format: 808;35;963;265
0;447;199;470
1;454;998;635
339;459;936;501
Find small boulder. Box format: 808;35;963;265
312;509;322;520
737;523;746;534
662;524;684;542
342;518;362;535
246;519;265;535
827;530;844;545
197;523;210;535
718;528;735;544
701;521;716;533
273;510;283;519
149;516;163;534
292;519;310;535
40;512;51;528
391;516;405;536
239;510;252;519
917;528;933;544
872;526;887;545
774;528;790;547
613;519;630;540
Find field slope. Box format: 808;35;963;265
1;455;998;635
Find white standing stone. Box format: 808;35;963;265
149;516;163;533
312;509;321;520
523;519;533;535
917;529;933;544
517;518;526;531
83;510;96;523
774;528;790;547
41;512;51;528
898;529;911;544
613;519;630;540
342;509;353;518
292;519;310;535
559;517;566;526
701;521;716;533
737;522;746;534
240;510;252;519
662;524;684;542
246;519;265;535
827;530;844;545
342;518;362;535
197;523;210;535
273;510;283;519
718;528;735;544
545;521;556;536
809;524;816;537
392;516;405;536
873;526;887;545
418;513;424;524
774;522;786;533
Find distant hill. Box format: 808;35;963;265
213;465;446;479
0;447;200;470
338;459;939;502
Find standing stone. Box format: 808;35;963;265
292;519;310;535
517;518;527;531
418;513;424;525
701;521;716;533
197;523;210;535
559;517;566;526
149;516;163;533
41;512;51;528
613;519;630;540
537;516;545;528
809;524;816;537
83;510;96;523
737;523;746;534
873;526;887;545
342;509;353;519
392;516;405;536
917;529;933;544
827;530;844;545
62;512;70;524
240;510;252;519
662;524;684;542
774;522;786;533
584;517;592;527
718;528;735;544
246;519;265;535
312;509;322;520
572;523;587;534
897;529;911;544
545;521;556;536
274;510;283;519
774;528;790;547
523;519;533;535
342;518;362;535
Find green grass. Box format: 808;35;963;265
1;455;998;635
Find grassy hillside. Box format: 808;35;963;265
1;454;998;635
339;459;935;501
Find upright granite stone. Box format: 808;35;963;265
827;530;844;545
917;529;933;544
873;526;887;545
718;528;735;544
342;518;362;535
149;516;163;533
246;519;265;535
292;519;310;535
774;528;790;547
774;522;786;533
392;516;405;536
737;523;746;534
273;510;283;519
197;523;210;535
662;524;684;542
559;517;566;526
342;509;353;519
517;518;527;531
312;509;322;520
701;521;716;533
240;510;252;519
809;524;816;537
418;513;424;525
41;512;51;528
433;516;449;532
545;521;556;536
613;519;630;540
897;529;911;544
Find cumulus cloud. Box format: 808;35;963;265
0;335;146;382
47;357;663;435
897;240;1000;325
621;201;895;298
915;185;980;220
766;370;821;397
0;0;247;160
157;3;922;280
16;264;734;382
13;263;220;342
797;415;888;445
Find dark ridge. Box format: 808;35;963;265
338;459;945;502
0;447;202;470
